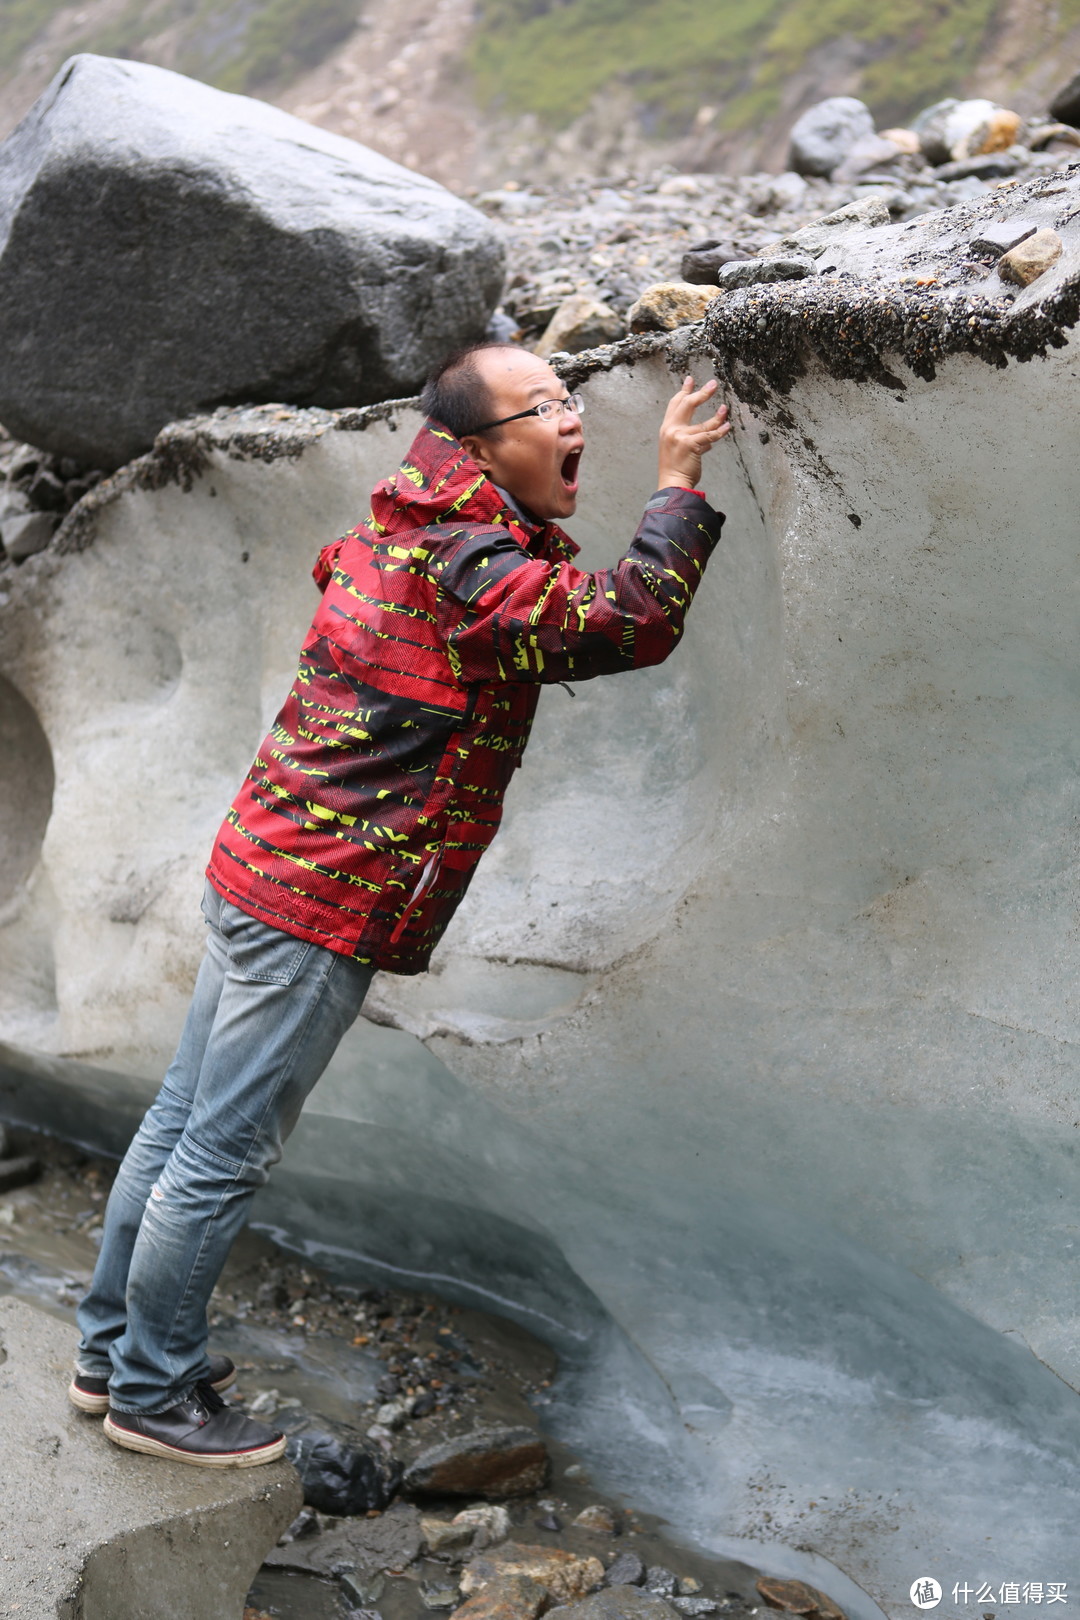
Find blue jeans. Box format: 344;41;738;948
76;880;375;1414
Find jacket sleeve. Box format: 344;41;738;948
433;488;724;686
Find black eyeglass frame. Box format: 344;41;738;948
468;393;585;436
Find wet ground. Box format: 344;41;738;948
0;1127;768;1620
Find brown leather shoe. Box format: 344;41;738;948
103;1386;285;1467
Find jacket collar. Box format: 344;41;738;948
367;418;579;563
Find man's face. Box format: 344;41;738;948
460;350;584;522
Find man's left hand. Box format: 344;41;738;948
657;376;732;492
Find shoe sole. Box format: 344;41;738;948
68;1365;237;1416
102;1413;286;1467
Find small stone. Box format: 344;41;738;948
778;195;890;259
266;1499;421;1577
424;1516;476;1554
715;258;814;290
26;468;67;512
404;1426;550;1499
376;1399;409;1430
452;1504;512;1547
677;1581;701;1596
535;1512;563;1531
878;127;920;155
1026;123;1080;151
1;512;58;561
626;283;715;334
0;1156;39;1195
933;152;1022;181
645;1569;678;1600
969;219;1039;256
278;1505;321;1543
534;295;624;358
423;1580;464;1609
787;97;875;178
412;1390;438;1417
572;1506;617;1534
452;1575;548;1620
553;1588;681;1620
603;1552;646;1588
680;242;747;284
831;134;907;184
755;1578;845;1620
998;228;1063;286
671;1600;719;1616
248;1389;280;1415
463;1544;605;1605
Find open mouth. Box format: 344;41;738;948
561;449;582;491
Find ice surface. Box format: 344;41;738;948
4;226;1080;1611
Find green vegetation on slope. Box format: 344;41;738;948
469;0;1080;133
0;0;359;96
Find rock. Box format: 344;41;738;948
463;1543;605;1605
425;1579;466;1609
265;1500;424;1578
1049;69;1080;129
645;1568;678;1599
777;195;891;260
554;1587;682;1620
714;257;814;290
486;309;523;343
1027;123;1080;151
997;227;1063;286
626;283;716;333
603;1551;646;1587
787;97;875;178
286;1430;402;1517
0;1155;40;1192
572;1505;618;1534
0;54;503;469
26;468;67;511
1;511;57;561
376;1398;410;1429
534;1511;563;1531
756;1578;845;1620
914;98;1020;165
831;134;907;184
955;106;1022;159
452;1504;512;1547
534;295;625;358
404;1426;550;1498
672;1601;719;1616
969;219;1039;257
424;1516;477;1554
749;172;809;215
933;151;1022;181
452;1574;549;1620
680;241;748;284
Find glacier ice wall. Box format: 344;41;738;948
5;172;1080;1615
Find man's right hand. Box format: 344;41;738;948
657;375;731;492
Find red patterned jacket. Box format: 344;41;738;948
206;419;724;973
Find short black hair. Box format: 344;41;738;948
419;342;519;440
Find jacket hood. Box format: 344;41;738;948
314;417;578;590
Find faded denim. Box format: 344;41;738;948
76;880;374;1413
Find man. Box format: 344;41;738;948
71;344;731;1466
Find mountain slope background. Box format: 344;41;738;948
2;0;1080;188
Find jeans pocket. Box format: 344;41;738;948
219;900;314;985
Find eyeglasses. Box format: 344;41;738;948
470;393;585;434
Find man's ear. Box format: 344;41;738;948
460;433;493;472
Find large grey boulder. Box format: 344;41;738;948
0;55;504;468
787;96;875;177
